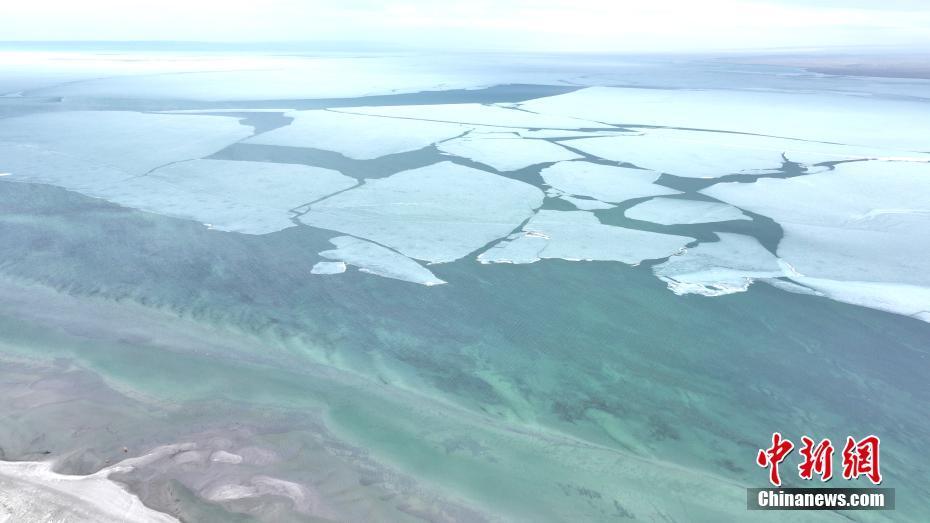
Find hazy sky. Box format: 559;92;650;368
5;0;930;52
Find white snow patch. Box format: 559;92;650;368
0;444;193;523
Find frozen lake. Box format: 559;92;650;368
0;47;928;522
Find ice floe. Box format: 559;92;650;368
319;236;446;286
438;134;581;171
625;198;749;224
478;210;692;265
566;129;787;178
102;159;357;234
540;161;680;203
0;111;252;191
311;261;348;275
0;444;192;523
704;161;930;320
301;162;544;263
518;87;930;154
652;233;785;296
245;109;471;160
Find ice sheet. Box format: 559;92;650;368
625;198;749;224
566;129;786;178
245;110;471;160
653;233;785;296
540;161;680;203
565;127;930;179
438;135;581;171
519;87;930;153
704;161;930;320
478;210;692;265
301;162;544;263
102;159;357;234
336;103;601;129
319;236;446;286
0;111;252;191
517;129;633;139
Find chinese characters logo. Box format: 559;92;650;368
756;433;881;486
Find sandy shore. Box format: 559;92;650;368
0;445;190;523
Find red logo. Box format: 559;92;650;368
757;433;882;486
797;436;834;481
842;435;882;484
756;432;794;486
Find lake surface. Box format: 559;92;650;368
0;48;928;522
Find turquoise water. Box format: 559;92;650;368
1;176;927;521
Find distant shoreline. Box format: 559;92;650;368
803;66;930;81
721;53;930;81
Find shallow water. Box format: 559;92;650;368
1;177;928;521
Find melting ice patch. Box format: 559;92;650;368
301;162;544;263
438;134;581;171
319;236;445;286
625;198;749;225
102;159;357;234
653;233;786;296
478;210;692;265
704;161;930;321
540;161;680;204
245;110;471;160
0;111;251;191
310;261;348;275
